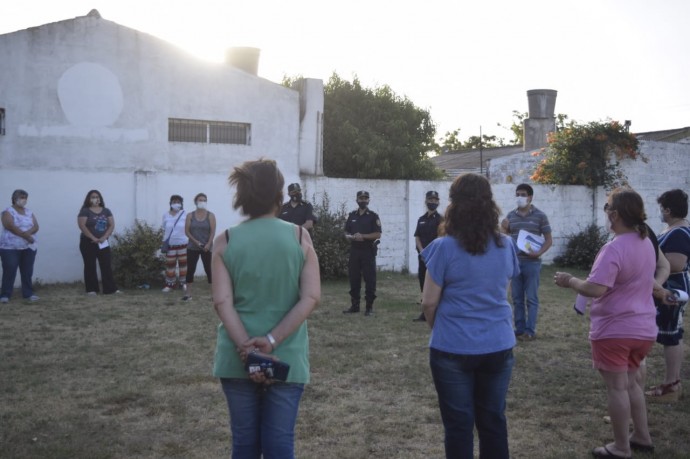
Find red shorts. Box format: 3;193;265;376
590;338;654;373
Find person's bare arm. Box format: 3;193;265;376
422;272;442;329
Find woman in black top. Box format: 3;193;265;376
77;189;119;295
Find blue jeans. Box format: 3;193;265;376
512;260;542;336
220;378;304;459
430;347;514;459
0;248;37;299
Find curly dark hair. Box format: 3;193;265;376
442;173;503;255
657;189;688;219
229;158;284;219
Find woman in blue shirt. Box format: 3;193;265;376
422;173;519;459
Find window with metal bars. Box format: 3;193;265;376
168;118;250;145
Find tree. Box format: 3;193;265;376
530;120;640;188
320;74;444;180
436;129;503;153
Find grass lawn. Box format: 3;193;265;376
1;266;689;458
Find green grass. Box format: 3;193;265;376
1;266;689;458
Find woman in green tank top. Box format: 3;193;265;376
211;158;321;458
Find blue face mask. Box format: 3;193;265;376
427;203;438;211
358;201;368;210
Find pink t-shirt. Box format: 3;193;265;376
587;232;658;341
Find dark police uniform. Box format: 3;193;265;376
414;210;441;290
344;207;382;313
278;200;316;227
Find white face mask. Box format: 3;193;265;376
90;198;100;206
171;203;182;211
16;198;27;208
196;202;207;210
516;196;529;208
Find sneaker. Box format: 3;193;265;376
28;295;40;302
181;296;192;301
0;297;8;304
364;309;374;316
87;291;98;296
162;287;173;293
518;334;536;341
114;290;123;294
342;306;360;314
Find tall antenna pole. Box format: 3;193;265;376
479;126;483;175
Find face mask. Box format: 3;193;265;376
427;203;438;211
16;199;27;208
171;203;182;211
90;198;100;206
291;194;302;202
516;197;529;208
196;202;207;210
358;201;368;210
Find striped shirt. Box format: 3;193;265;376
505;205;551;260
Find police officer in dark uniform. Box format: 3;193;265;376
278;183;317;230
412;190;441;322
343;190;382;316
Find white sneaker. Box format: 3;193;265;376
0;297;8;304
87;291;98;296
162;287;173;293
28;295;40;302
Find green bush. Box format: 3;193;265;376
553;223;609;270
311;193;350;279
111;221;166;288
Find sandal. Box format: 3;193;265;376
645;379;681;402
592;445;632;458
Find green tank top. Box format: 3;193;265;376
212;218;309;383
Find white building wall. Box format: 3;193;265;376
0;13;323;284
488;140;690;237
2;14;688;285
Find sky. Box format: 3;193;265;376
2;0;689;141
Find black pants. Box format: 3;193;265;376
418;254;427;292
79;238;117;294
186;249;212;284
348;246;376;303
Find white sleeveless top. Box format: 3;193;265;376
0;206;36;250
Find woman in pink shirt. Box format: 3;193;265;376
554;187;657;459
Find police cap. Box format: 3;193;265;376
357;190;370;199
426;190;439;199
287;183;301;194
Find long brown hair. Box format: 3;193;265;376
442;173;503;255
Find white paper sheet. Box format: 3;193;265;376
516;230;544;254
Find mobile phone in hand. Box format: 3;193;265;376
245;353;290;381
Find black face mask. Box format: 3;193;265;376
357;201;368;210
426;203;438;211
291;194;302;202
